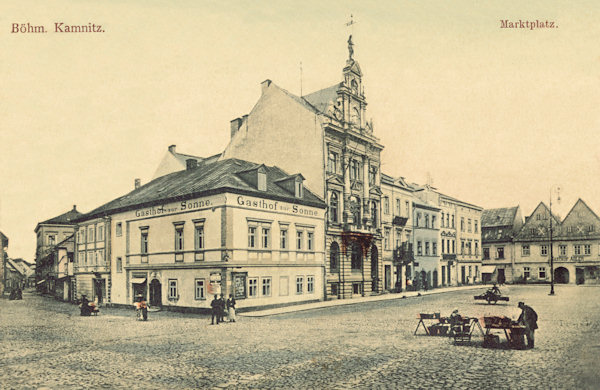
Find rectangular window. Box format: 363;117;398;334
79;251;85;265
262;277;271;297
368;165;377;186
248;278;258;297
296;276;304;294
262;227;270;249
425;242;430;255
116;257;122;273
384;197;390;215
497;247;504;259
174;224;184;252
468;219;472;233
280;229;288;250
432;242;437;256
524;267;530;279
541;245;548;256
195;225;204;250
89;227;95;242
483;247;490;260
396;199;401;216
248;226;257;248
384;228;390;250
295;181;303;198
140;230;148;254
307;276;314;293
405;201;409;217
461;218;465;232
168;279;178;299
307;231;314;251
441;239;445;254
452;215;455;228
432;216;436;229
116;222;122;237
475;241;479;256
474;221;478;233
559;245;567;256
296;230;304;250
195;279;206;300
328;150;337;173
417;241;422;256
446;213;450;227
48;234;56;246
98;225;104;241
441;213;445;228
584;245;591;255
522;245;530;256
539;268;546;279
350;160;360;181
461;240;465;255
574;245;581;255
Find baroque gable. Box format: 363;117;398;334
515;202;561;241
558;199;600;240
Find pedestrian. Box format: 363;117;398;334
219;293;226;323
518;301;538;348
135;295;148;321
226;294;236;323
210;295;220;325
80;295;91;316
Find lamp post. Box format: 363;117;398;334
549;185;561;296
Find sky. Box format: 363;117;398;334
1;0;599;260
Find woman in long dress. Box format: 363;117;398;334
226;294;236;322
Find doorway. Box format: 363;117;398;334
385;265;391;290
497;269;506;284
150;279;162;307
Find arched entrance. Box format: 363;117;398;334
149;279;162;306
371;245;379;293
554;267;569;284
420;270;427;290
433;270;438;288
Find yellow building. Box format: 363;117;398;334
75;158;326;311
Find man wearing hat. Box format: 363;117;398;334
518;301;538;348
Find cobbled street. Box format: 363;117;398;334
1;285;599;389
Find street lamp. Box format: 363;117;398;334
549;185;561;296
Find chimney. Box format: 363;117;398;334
261;79;271;94
168;145;176;153
135;178;141;189
186;159;198;170
72;205;77;211
230;118;242;138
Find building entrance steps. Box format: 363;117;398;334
239;285;483;317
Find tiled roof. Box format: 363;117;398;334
81;158;325;220
39;206;82;225
302;83;342;115
482;207;519;227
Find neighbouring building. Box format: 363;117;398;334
152;144;221;180
380;174;414;292
75;158;326;311
222;36;384;299
413;186;483;286
37;234;75;301
34;205;82;293
0;231;7;294
481;206;523;284
411;198;441;289
5;258;34;292
514;199;600;285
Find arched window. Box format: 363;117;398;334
351;242;362;270
330;242;340;271
330;192;339;223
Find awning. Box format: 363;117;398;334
131;278;147;284
36;279;46;285
481;266;497;274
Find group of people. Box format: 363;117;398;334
211;293;236;324
79;295;97;316
449;300;538;349
8;287;23;300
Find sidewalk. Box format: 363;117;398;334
240;284;485;317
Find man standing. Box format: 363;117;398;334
518;301;538;348
210;295;220;325
218;293;226;323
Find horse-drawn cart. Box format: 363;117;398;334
474;287;509;304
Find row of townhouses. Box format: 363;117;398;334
482;200;600;285
34;38;487;311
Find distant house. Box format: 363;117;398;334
513;199;600;285
1;231;8;294
152;144;220;180
481;206;523;283
34;205;82;294
5;258;34;291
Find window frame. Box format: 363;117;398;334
195;279;206;300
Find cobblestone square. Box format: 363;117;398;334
1;285;599;389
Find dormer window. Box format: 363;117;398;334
295;180;303;198
258;171;267;191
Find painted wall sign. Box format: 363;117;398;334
235;195;320;217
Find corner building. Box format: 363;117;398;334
222;38;384;298
75;158;326;311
